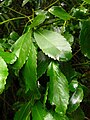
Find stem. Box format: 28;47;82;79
44;0;59;10
0;16;26;25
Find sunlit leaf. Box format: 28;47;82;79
22;0;29;7
49;6;71;20
83;0;90;4
11;31;32;70
69;80;78;92
47;62;69;114
0;57;8;94
0;51;17;64
68;88;83;113
34;29;72;61
80;20;90;59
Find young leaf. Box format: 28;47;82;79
14;101;31;120
48;6;71;20
11;31;32;70
47;62;69;115
0;56;8;94
22;42;37;92
68;88;83;113
0;51;17;64
30;13;46;29
34;30;72;61
80;20;90;59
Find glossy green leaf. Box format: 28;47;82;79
22;0;29;7
49;6;71;20
47;62;69;114
83;0;90;4
68;88;83;113
34;30;72;61
0;51;17;64
32;102;47;120
69;80;78;92
30;13;46;29
22;42;37;92
54;113;69;120
0;57;8;94
37;51;50;79
14;101;31;120
11;31;32;70
10;31;19;41
80;20;90;59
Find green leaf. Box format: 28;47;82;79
22;42;37;92
47;62;69;115
68;88;83;113
83;0;90;4
54;113;69;120
34;30;72;61
30;13;46;29
37;51;50;79
80;20;90;59
22;0;29;7
0;51;17;64
14;101;31;120
10;31;19;41
63;32;74;45
69;80;78;92
68;107;85;120
0;57;8;94
32;102;47;120
48;6;71;20
11;31;32;70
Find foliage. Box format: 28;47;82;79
0;0;90;119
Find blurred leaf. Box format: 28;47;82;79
0;51;17;64
68;107;85;120
14;101;31;120
22;0;29;7
47;62;69;115
22;42;37;92
68;88;83;113
63;32;74;45
11;31;32;71
83;0;90;4
37;51;50;79
80;20;90;59
0;56;8;94
49;6;71;20
34;29;72;61
10;31;19;41
30;13;46;29
69;80;78;92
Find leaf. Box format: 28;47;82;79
63;32;74;45
47;62;69;115
80;20;90;59
22;42;37;92
68;88;83;113
83;0;90;4
14;101;31;120
68;107;85;120
11;31;32;70
69;80;78;92
0;57;8;94
53;113;69;120
34;29;72;61
22;0;29;7
48;6;71;20
37;51;50;79
0;51;17;64
30;13;46;29
32;102;47;120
